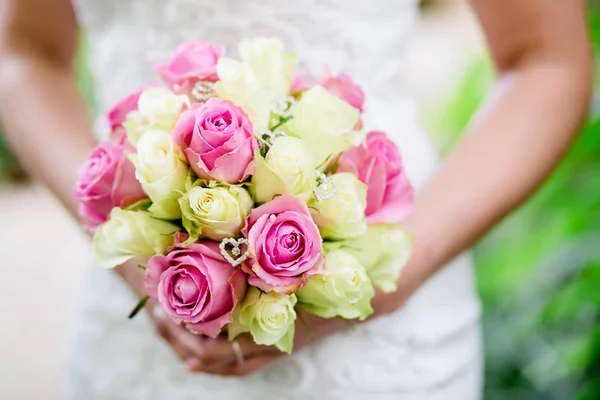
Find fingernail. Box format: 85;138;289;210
185;358;201;371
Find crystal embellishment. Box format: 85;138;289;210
219;237;249;267
313;171;337;201
191;81;216;102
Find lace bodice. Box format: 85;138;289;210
67;2;483;399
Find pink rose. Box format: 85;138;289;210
106;87;143;132
145;239;246;337
319;67;365;111
74;142;147;231
155;42;224;89
242;195;324;294
291;72;309;93
173;98;258;183
337;131;413;224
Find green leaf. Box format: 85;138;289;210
128;296;149;319
125;199;153;212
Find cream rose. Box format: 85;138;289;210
309;173;367;240
238;38;296;100
228;287;297;354
215;58;272;131
179;183;253;242
286;86;360;165
123;87;190;146
215;38;296;131
132;129;188;219
92;208;179;270
345;224;412;293
297;248;374;320
251;136;317;203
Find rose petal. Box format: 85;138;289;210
367;172;414;224
364;159;387;216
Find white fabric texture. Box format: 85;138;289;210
69;1;483;398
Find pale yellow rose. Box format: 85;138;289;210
92;208;179;269
309;173;367;240
228;287;297;354
297;248;374;320
286;86;360;165
344;224;412;293
215;58;272;131
251;136;317;203
179;183;253;242
124;87;190;146
216;38;297;131
132;129;188;220
238;38;296;100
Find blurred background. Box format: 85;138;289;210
1;1;599;399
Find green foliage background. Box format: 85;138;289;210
424;6;600;400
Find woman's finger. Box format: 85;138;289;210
167;323;206;360
197;335;240;365
160;321;194;361
187;335;283;375
189;353;281;376
232;354;281;376
147;301;199;362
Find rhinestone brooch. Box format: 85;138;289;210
191;81;216;102
219;237;249;267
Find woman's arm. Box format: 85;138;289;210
0;0;93;219
198;0;593;375
388;0;592;309
0;0;207;366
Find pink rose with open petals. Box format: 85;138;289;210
145;239;247;337
337;131;413;224
319;67;365;111
74;142;147;231
106;87;144;132
155;41;224;89
242;195;324;294
172;98;258;183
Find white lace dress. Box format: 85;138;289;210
69;1;483;399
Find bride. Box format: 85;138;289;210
0;0;591;398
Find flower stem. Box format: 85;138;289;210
128;295;149;319
270;116;292;131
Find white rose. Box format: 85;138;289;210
92;208;179;269
179;184;253;242
228;287;297;354
297;248;374;320
286;86;360;165
124;87;190;146
345;224;412;293
133;129;189;219
215;58;272;131
309;173;367;240
238;38;296;100
251;136;317;203
215;38;297;131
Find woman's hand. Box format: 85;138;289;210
184;308;348;376
114;259;281;375
114;260;210;370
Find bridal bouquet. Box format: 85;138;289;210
74;38;414;353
